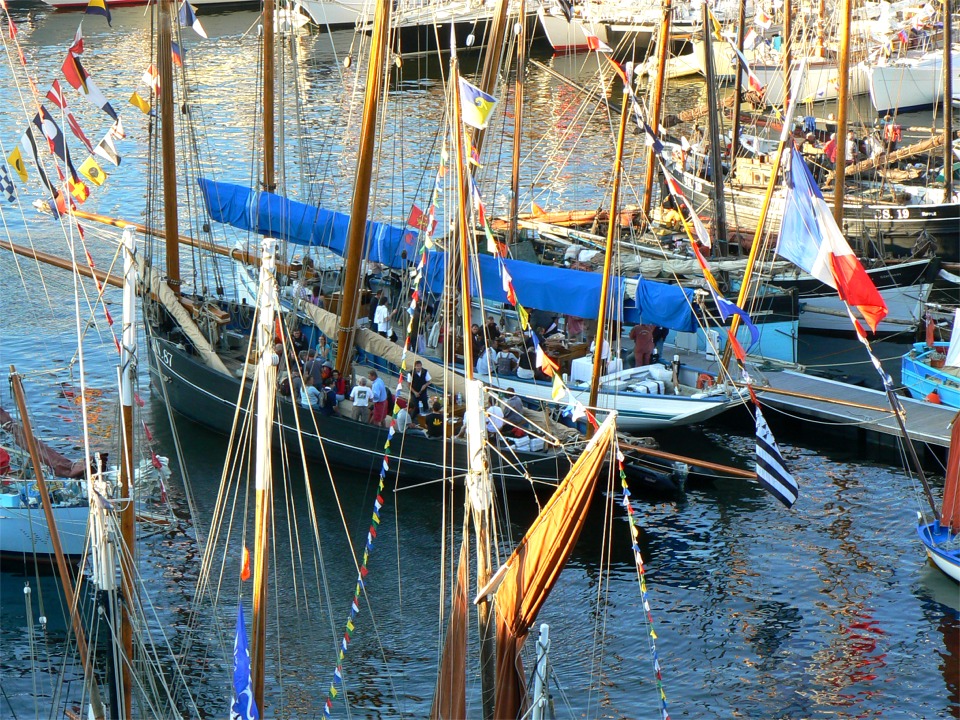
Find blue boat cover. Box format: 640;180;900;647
198;178;697;330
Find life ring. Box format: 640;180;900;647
696;373;715;390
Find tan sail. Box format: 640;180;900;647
430;522;470;719
492;414;616;718
943;413;960;534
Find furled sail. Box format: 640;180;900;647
199;179;698;330
0;407;87;478
492;414;616;718
944;414;960;534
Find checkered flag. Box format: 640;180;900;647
0;164;16;203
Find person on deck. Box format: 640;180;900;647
485;395;505;442
369;371;388;425
476;341;498;376
349;377;372;423
517;347;536;380
408;361;432;417
823;133;838;170
652;326;668;360
470;323;485;362
374;298;396;339
630;324;655;367
423;401;445;438
331;369;348;402
485;317;502;344
316;335;331;364
496;345;519;375
309;285;325;308
291;328;308;356
318;379;338;416
503;390;526;428
299;375;322;410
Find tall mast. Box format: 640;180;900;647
943;3;953;200
783;0;792;108
702;2;727;249
158;0;180;296
730;0;746;174
588;87;629;422
117;228;137;718
508;0;526;246
641;0;672;221
263;0;276;192
250;237;279;713
470;0;511;158
9;369;105;720
832;0;852;225
334;0;391;377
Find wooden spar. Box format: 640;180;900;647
9;367;106;720
782;0;792;108
471;0;510;158
619;441;757;479
451;57;496;720
739;382;901;413
334;0;390;378
832;0;852;226
943;3;953;200
508;0;526;246
816;0;826;56
588;88;629;427
68;209;296;275
158;0;180;296
263;0;276;192
0;238;121;288
730;0;746;173
118;230;136;719
842;133;947;175
640;0;672;221
701;2;727;248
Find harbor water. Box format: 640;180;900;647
0;5;957;717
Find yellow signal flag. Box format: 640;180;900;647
78;156;108;187
7;147;27;182
129;91;151;114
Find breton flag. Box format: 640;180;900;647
458;77;497;129
61;52;118;120
754;405;798;508
178;1;208;38
231;603;260;720
85;0;112;26
776;147;887;334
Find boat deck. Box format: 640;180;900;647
669;348;956;448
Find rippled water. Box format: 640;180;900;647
0;5;957;718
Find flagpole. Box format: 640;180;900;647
640;0;672;222
508;0;526;247
730;0;746;174
263;0;275;192
158;0;180;296
588;86;630;430
831;0;852;226
702;3;728;249
943;3;953;201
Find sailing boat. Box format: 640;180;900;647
902;309;960;409
917;410;960;582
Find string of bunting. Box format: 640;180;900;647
320;153;445;718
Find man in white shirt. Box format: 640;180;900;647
475;343;498;375
485;395;505;441
349;377;372;423
589;337;611;375
374;300;395;339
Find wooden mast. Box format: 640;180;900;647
702;2;728;249
730;0;747;173
508;0;526;246
263;0;276;193
470;0;510;158
641;0;672;221
943;2;953;200
783;0;792;108
158;0;180;296
832;0;852;225
588;88;630;424
9;368;105;720
451;55;497;719
334;0;391;377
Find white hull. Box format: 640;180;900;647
42;0;229;7
0;505;88;557
537;7;609;53
297;0;365;27
927;550;960;582
753;59;870;105
796;282;932;333
865;49;960;113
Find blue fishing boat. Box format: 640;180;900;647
916;412;960;583
901;310;960;409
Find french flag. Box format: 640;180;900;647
776;147;888;333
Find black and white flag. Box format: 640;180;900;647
0;164;16;203
755;406;798;508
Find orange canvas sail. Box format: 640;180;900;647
943;412;960;533
431;524;470;719
492;415;616;719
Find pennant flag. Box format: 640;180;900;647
78;156;107;186
61;53;118;120
517;303;529;331
142;65;161;95
94;133;121;166
643;122;666;158
231;604;260;720
69;25;84;55
724;39;764;92
743;28;758;50
7;147;27;182
129;91;151;114
777;147;887;333
531;201;546;216
240;546;251;581
585;31;612;53
531;334;559;376
707;6;723;40
551;372;565;400
458;77;497;129
178;2;208;38
19;127;57;195
171;40;184;67
0;164;17;203
712;294;760;350
502;265;518;306
68;178;89;203
754;405;798;507
109;117;126;140
85;0;112;26
46;80;95;153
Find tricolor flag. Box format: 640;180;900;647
171;40;184;67
725;40;764;92
585;31;612;53
777;147;887;333
61;53;118;120
754;405;798;508
530;333;559;376
85;0;112;26
46;81;95;153
230;604;260;720
458;77;497;130
178;1;208;38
